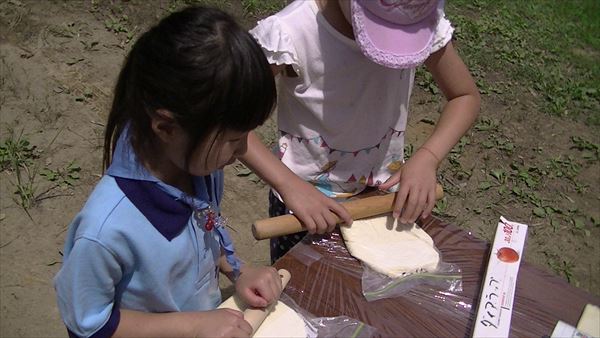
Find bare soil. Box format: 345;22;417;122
1;1;598;337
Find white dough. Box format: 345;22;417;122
218;295;307;338
340;214;440;278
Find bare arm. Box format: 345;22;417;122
271;63;286;76
379;41;480;223
113;251;282;338
239;63;352;233
240;131;300;196
113;308;252;338
421;41;480;162
239;131;352;234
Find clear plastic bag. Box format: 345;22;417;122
278;293;378;338
291;226;463;302
361;259;462;301
308;315;377;338
220;288;377;337
274;217;599;337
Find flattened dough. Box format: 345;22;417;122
340;214;440;278
218;295;307;338
577;304;600;337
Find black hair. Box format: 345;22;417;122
103;6;276;170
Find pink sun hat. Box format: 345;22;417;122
351;0;444;69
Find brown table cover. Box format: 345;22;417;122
274;216;600;337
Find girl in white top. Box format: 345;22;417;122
240;0;480;261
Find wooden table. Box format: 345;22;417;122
274;217;600;337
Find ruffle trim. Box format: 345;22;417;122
250;16;301;74
430;16;454;54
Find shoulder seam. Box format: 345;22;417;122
74;194;128;259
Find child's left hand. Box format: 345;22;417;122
235;266;283;308
378;148;439;223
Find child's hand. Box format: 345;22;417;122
235;266;283;308
378;148;439;223
278;178;353;234
180;308;252;338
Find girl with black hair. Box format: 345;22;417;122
54;6;281;338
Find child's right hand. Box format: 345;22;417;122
378;148;439;224
235;265;282;308
278;178;353;234
183;308;253;338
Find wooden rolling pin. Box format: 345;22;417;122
252;184;444;240
243;269;291;334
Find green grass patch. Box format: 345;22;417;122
240;0;286;17
1;129;80;214
446;0;600;125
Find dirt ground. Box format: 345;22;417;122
0;1;598;337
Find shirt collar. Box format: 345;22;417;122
106;127;158;182
107;126;222;240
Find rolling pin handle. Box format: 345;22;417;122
243;269;291;334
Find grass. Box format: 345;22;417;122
240;0;285;17
413;1;600;285
420;1;600;215
0;130;40;211
446;0;600;125
0;128;80;215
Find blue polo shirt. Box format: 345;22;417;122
54;129;241;338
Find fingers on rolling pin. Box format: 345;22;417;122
243;269;291;335
253;185;444;240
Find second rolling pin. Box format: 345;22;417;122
243;269;292;334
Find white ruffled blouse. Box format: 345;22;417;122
250;0;453;198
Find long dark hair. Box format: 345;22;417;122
103;6;276;170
